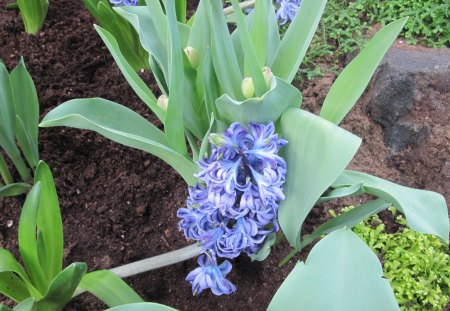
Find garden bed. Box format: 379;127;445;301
0;0;448;310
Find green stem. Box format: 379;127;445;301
223;0;255;15
5;2;19;9
278;234;316;268
274;231;285;246
73;244;202;297
0;153;13;184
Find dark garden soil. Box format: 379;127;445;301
0;0;448;310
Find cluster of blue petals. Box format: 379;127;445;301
109;0;137;6
178;122;287;295
276;0;302;24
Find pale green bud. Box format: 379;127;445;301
241;77;255;99
184;46;200;68
262;66;273;89
209;133;226;146
157;95;169;111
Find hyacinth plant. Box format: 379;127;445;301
0;59;39;197
40;0;449;308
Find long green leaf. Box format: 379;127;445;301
229;0;266;96
39;98;198;185
94;26;164;122
34;161;64;282
269;228;399;311
279;108;361;248
320;18;408;124
10;59;39;150
165;0;188;156
249;0;280;66
333;170;449;243
271;0;327;82
215;77;301;124
13;297;35;311
207;0;243;99
0;183;31;197
34;263;87;311
175;0;186;23
0;272;30;302
0;249;40;299
18;183;48;293
16;0;48;34
106;303;177;311
78;270;143;307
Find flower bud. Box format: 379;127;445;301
184;46;200;68
241;77;255;99
262;66;273;89
209;133;226;146
157;95;169;111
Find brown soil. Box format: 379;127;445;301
0;0;448;310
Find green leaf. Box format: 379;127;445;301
0;249;40;299
15;116;39;170
18;183;48;293
34;161;64;282
94;26;164;123
207;0;243;100
316;182;364;204
0;153;13;184
106;303;177;311
10;59;39;153
269;228;399;311
333;170;450;243
175;0;186;23
78;270;143;307
114;6;169;80
0;183;30;197
320;18;408;125
40;98;198;185
271;0;327;82
215;77;301;124
13;297;35;311
16;0;48;34
229;0;266;96
279;108;361;248
0;272;30;302
249;0;280;66
302;198;390;248
34;263;87;311
0;63;31;182
165;0;188;156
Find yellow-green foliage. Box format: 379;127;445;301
334;207;450;310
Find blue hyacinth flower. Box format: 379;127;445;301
276;0;302;24
186;253;236;296
178;122;287;295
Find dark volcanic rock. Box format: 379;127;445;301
364;46;450;152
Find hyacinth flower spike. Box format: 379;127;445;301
109;0;138;6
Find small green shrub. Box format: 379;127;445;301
333;207;450;310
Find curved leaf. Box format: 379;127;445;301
0;183;31;197
333;170;449;243
0;272;30;302
320;18;408;125
215;77;301;124
40;98;198;185
279;108;361;248
269;228;399;311
78;270;143;307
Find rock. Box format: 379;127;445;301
364;45;450;152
